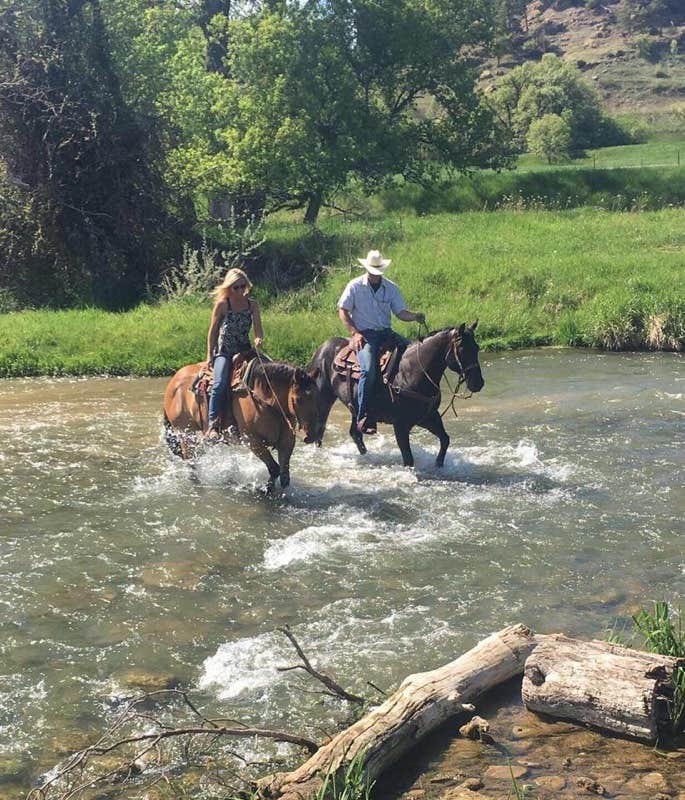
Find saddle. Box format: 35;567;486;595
332;342;400;385
190;350;258;399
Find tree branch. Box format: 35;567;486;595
277;625;366;706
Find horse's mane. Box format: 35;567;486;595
253;360;314;389
416;325;472;343
416;326;453;343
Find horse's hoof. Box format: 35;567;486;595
356;442;367;455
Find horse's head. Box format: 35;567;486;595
446;321;484;393
289;368;321;444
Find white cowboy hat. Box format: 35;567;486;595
357;249;391;275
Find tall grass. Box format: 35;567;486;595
632;602;685;735
0;209;683;376
374;166;685;216
315;750;375;800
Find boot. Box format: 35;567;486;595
357;415;377;435
205;417;222;442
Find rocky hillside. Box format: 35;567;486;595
482;0;685;115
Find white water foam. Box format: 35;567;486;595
199;631;292;699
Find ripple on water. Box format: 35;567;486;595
0;354;682;788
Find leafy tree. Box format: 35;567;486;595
490;54;628;153
160;0;512;223
0;0;192;308
527;113;571;163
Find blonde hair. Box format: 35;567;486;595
212;267;253;303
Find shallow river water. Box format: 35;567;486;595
0;349;683;796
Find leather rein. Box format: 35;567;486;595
412;326;477;420
250;350;300;433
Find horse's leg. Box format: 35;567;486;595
246;437;280;494
277;431;296;489
419;411;450;468
349;414;367;455
393;422;414;468
315;393;336;447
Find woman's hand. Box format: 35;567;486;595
254;337;263;350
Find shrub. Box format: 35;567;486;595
634;35;662;62
527;114;572;164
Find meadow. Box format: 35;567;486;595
0;208;682;377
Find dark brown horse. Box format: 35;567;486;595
163;360;320;491
308;323;484;467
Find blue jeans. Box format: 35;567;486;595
356;329;393;423
208;355;234;424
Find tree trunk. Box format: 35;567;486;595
201;0;230;76
258;624;539;800
522;634;685;742
303;193;322;225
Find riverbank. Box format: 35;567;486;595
380;677;685;800
1;208;683;376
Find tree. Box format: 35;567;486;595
527;113;572;163
0;0;192;308
160;0;512;224
489;54;628;153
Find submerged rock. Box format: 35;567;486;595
483;764;528;781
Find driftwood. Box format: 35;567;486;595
258;623;538;799
522;634;685;742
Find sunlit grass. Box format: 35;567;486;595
517;139;685;172
0;208;683;376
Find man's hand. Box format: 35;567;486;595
254;337;263;350
352;332;365;352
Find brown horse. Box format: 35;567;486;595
163;359;320;491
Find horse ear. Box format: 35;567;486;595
470;319;479;331
457;322;466;336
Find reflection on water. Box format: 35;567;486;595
0;350;683;792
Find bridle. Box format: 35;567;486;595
415;325;478;419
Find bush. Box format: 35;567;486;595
634;35;662;62
527;114;572;163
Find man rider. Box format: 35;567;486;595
337;249;425;435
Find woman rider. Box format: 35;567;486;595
205;268;264;440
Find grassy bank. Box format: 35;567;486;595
375;165;685;215
0;208;683;376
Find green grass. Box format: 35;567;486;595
517;139;685;171
0;208;683;376
375;165;685;215
632;602;685;735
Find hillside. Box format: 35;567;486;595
482;0;685;118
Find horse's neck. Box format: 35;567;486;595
401;330;450;392
258;370;293;414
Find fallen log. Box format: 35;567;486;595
522;634;685;742
258;623;538;800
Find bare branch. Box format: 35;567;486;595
277;625;366;706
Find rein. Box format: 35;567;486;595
414;322;475;420
253;350;297;433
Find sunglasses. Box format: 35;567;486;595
231;283;247;291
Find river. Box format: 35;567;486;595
0;349;683;796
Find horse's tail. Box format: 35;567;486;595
162;412;184;458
